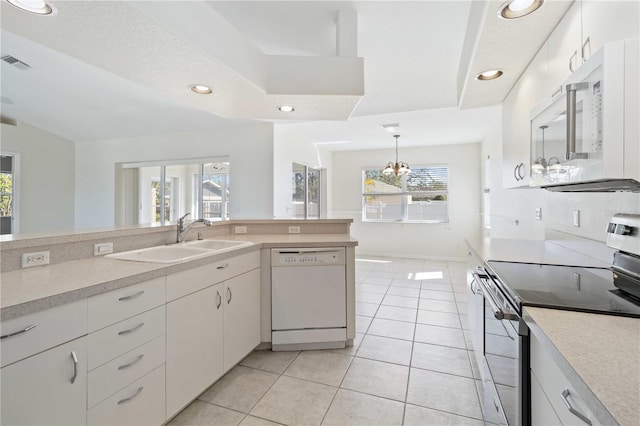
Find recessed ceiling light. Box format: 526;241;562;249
190;84;213;95
475;69;504;81
381;123;400;133
6;0;55;15
498;0;544;19
278;105;295;112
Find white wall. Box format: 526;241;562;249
75;122;274;228
332;143;482;260
273;126;332;218
1;122;75;235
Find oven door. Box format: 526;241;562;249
475;273;530;426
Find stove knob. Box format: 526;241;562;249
614;224;633;235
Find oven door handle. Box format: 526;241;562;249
470;276;483;295
473;273;518;321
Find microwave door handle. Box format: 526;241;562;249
565;82;590;161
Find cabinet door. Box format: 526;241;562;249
166;283;223;419
547;1;582;84
531;371;562;426
223;268;260;372
581;0;639;61
1;337;87;426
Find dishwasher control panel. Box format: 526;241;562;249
271;247;346;266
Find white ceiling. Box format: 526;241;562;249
0;0;569;148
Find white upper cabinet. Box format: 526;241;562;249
581;1;640;61
546;2;582;87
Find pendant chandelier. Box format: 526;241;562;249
382;135;411;176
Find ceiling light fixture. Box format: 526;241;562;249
498;0;544;19
475;69;504;81
382;135;411;176
381;123;400;133
278;105;295;112
6;0;54;15
190;84;213;95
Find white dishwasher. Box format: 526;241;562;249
271;247;346;351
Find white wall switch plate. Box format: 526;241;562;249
288;226;301;234
235;226;247;234
535;208;542;221
573;210;580;227
94;242;114;256
21;251;50;268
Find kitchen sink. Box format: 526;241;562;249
183;239;253;251
106;240;253;263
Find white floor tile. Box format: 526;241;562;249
403;404;483;425
356;302;379;317
168;400;245;426
411;342;473;378
356;334;413;366
382;294;419;309
240;350;299;374
386;286;421;298
367;318;416;341
284;351;353;386
416;310;461;329
356;291;384;304
375;305;417;323
341;357;409;402
322;389;405;426
414;324;467;349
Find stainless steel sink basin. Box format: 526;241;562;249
183;239;253;251
106;245;214;264
105;240;253;263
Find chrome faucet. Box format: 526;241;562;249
177;213;212;243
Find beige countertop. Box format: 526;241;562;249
1;234;357;321
467;237;612;268
524;307;640;426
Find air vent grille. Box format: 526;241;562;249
1;55;31;70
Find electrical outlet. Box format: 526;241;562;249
288;226;301;234
573;210;580;227
535;208;542;221
94;242;114;256
21;251;50;268
235;226;247;234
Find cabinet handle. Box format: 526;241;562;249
551;85;563;100
0;323;37;340
70;351;78;384
581;37;591;62
561;388;592;425
569;50;577;73
217;263;229;270
216;290;222;309
117;386;144;405
118;322;144;336
227;287;232;304
566;82;590;160
517;163;526;180
513;165;520;182
118;354;144;370
118;290;144;302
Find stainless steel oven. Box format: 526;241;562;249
470;269;530;426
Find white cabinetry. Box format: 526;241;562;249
165;251;260;420
223;268;261;371
86;277;166;426
0;299;88;426
530;330;601;426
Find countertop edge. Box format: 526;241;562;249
1;236;358;321
523;307;619;426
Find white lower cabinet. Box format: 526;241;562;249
87;365;165;426
531;371;562;426
166;283;224;419
223;268;261;372
1;336;88;426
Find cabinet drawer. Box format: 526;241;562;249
530;331;600;426
88;277;166;332
87;365;165;426
88;305;165;370
167;250;260;301
88;334;165;408
1;299;87;368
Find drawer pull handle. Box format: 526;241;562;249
216;290;222;310
227;287;232;304
118;354;144;370
118;322;144;336
561;388;592;425
70;351;78;384
217;263;229;270
118;291;145;302
117;386;144;405
0;324;37;340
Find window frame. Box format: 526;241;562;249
361;164;449;224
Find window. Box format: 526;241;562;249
362;165;449;223
0;155;16;234
292;163;321;219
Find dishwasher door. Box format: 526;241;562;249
271;248;346;344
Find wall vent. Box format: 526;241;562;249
1;55;31;70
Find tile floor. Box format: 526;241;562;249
168;256;485;426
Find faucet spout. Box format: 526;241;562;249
177;216;213;243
